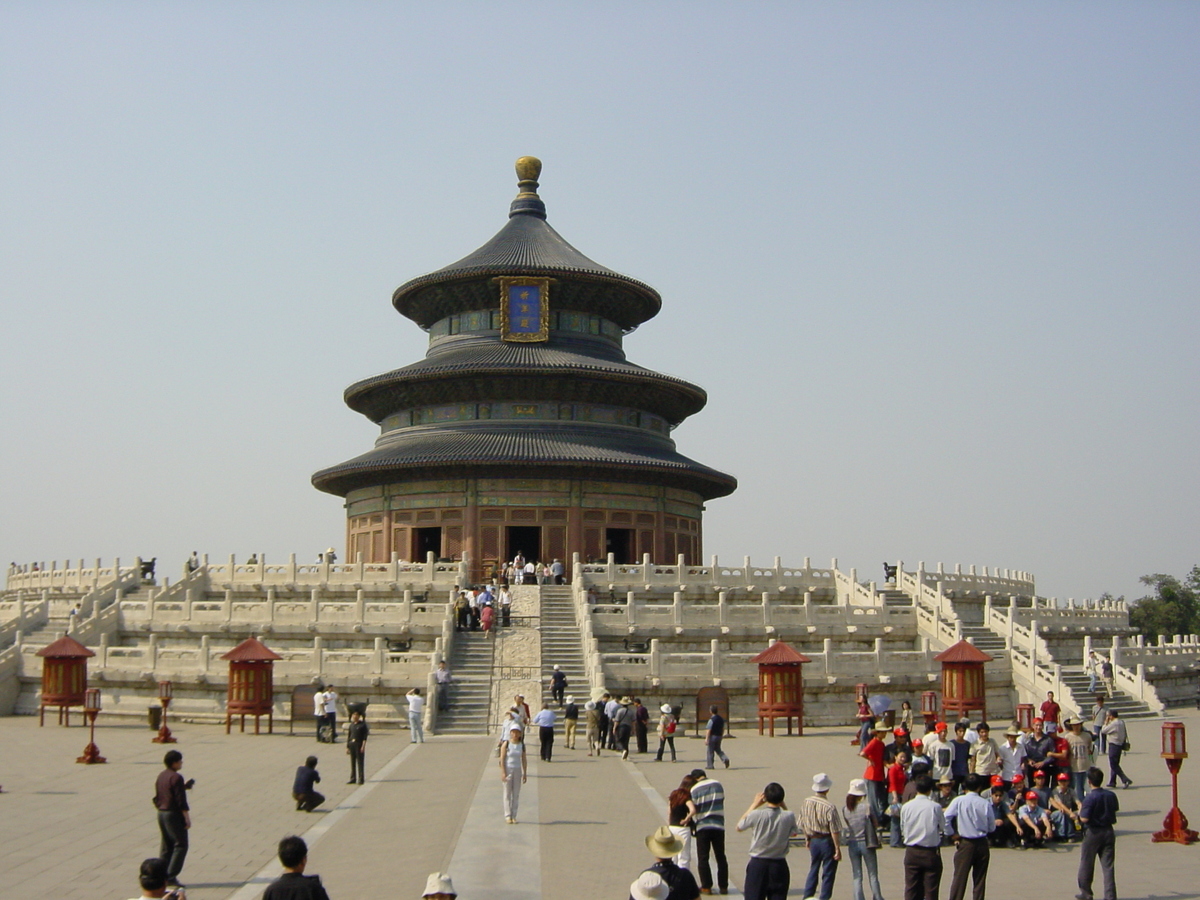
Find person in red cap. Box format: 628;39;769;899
1049;772;1082;840
1017;791;1052;847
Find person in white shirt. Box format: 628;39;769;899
312;687;327;742
406;688;425;743
532;703;556;761
322;686;339;742
944;774;995;900
900;775;946;899
997;725;1027;787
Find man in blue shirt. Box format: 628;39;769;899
1076;767;1118;900
945;773;995;900
706;705;730;769
292;756;324;812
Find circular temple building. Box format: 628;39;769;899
312;158;736;576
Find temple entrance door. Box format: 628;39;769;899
605;528;635;564
506;526;541;564
413;527;442;560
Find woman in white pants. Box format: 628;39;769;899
500;726;528;824
406;688;425;743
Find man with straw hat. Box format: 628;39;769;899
641;825;701;900
736;782;797;900
798;773;842;900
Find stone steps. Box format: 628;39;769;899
437;631;495;735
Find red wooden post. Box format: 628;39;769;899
749;641;811;737
1153;721;1199;844
933;640;993;724
36;635;94;727
221;637;281;735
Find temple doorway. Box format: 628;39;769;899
605;528;635;564
506;525;541;564
413;527;442;561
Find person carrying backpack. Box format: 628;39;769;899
656;703;678;762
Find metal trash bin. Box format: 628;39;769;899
148;705;162;730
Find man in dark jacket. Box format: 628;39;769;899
153;749;193;888
264;836;330;900
346;712;369;785
292;756;325;812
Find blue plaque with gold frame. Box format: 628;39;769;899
498;277;550;342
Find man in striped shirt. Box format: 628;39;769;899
797;773;841;900
690;769;728;895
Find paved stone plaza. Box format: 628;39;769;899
2;711;1198;899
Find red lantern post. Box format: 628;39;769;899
1152;721;1198;844
1015;703;1035;732
152;680;177;743
76;688;106;764
921;690;940;731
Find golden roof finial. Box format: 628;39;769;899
515;156;542;198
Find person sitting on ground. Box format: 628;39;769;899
987;780;1020;848
1027;770;1052;808
422;873;456;900
264;835;330;900
641;825;701;900
130;857;183;900
1016;791;1053;847
292;756;325;812
1049;772;1082;840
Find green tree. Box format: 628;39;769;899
1127;565;1200;642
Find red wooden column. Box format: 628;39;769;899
748;641;811;736
221;637;282;735
36;635;94;726
934;640;993;724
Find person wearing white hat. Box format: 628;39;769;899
798;773;842;900
563;695;579;749
641;825;701;900
656;703;678;762
842;779;884;900
630;871;670;900
736;782;797;900
585;700;602;756
550;664;567;707
421;872;456;899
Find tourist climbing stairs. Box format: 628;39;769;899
538;585;588;708
1057;665;1156;719
435;629;495;735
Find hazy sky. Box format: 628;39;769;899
2;3;1196;603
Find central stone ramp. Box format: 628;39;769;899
538;585;588;707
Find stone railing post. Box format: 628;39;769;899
224;589;234;623
823;638;833;676
650;638;661;677
200;635;210;674
313;636;324;676
424;551;434;583
310;588;320;623
759;591;770;627
288;553;298;584
626;591;637;626
711;639;721;678
402;589;413;623
673;591;683;626
373;637;385;675
355;589;365;623
718;590;729;627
